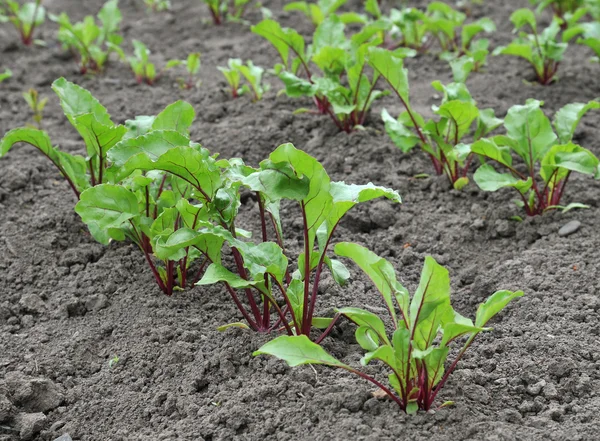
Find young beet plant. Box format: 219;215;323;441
0;68;12;83
372;48;502;188
529;0;600;23
471;99;600;215
189;144;401;335
23;88;47;129
52;0;124;74
169;52;202;89
218;58;268;100
127;40;187;85
200;0;249;25
252;16;410;132
144;0;171;13
493;9;567;85
0;0;45;45
0;78;201;295
255;244;523;413
284;0;347;26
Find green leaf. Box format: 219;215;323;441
74;184;139;244
409;256;454;350
470;138;513;167
541;142;600;184
0;68;12;82
217;322;250;331
52;77;113;126
473;164;532;193
335;242;408;327
503;100;557;166
152;101;195;135
436;100;479;142
251;20;306;69
368;47;410;106
381;109;420;153
475;290;524;327
269;143;332;251
336;307;390;345
197;263;255;289
254;335;349;368
242;159;310;202
509;8;537;32
553;100;600;144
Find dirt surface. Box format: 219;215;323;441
1;0;600;440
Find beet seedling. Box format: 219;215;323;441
218;58;268;100
284;0;347;26
0;0;45;45
255;245;523;413
52;0;124;74
493;9;567;85
252;16;408;132
0;68;12;82
471;99;600;215
529;0;600;23
22;88;47;129
144;0;170;12
373;48;502;188
200;0;249;25
168;52;202;89
127;40;182;85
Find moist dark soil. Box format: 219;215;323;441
1;0;600;440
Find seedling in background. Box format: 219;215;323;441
23;88;47;128
127;40;182;85
255;245;523;413
284;0;347;26
0;68;12;82
252;17;412;132
493;9;567;85
471;99;600;215
200;0;249;25
52;0;124;74
169;52;202;89
144;0;171;12
0;0;45;45
373;49;502;188
218;58;268;100
529;0;600;23
564;21;600;62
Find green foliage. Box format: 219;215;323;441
52;0;124;74
470;99;600;215
529;0;600;22
144;0;170;12
167;52;202;89
0;68;12;82
200;0;250;25
255;247;523;413
218;58;269;100
127;40;183;85
493;9;567;85
22;88;47;129
0;0;45;45
565;21;600;62
373;48;502;188
252;16;409;132
284;0;347;26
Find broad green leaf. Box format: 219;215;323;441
241;160;310;202
382;109;421;153
251;20;306;70
107;130;191;169
197;263;255;289
440;322;486;347
335;242;408;327
553;100;600;144
98;0;121;35
475;290;524;327
71;113;126;160
254;335;349;368
336;307;390;345
436;100;479;142
269;143;331;251
368;47;410;106
540;143;600;184
356;326;381;351
470;138;513;167
313;15;345;53
74;184;139;244
510;8;537;32
409;256;454;350
52;77;112;126
503;100;557;166
361;345;397;369
152;101;195;135
473;164;532;193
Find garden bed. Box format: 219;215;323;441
1;0;600;439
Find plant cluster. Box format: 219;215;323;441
0;0;45;45
252;16;410;132
144;0;171;13
218;58;268;100
52;0;124;74
256;245;522;413
200;0;249;25
22;88;47;128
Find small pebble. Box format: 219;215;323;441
558;220;581;237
